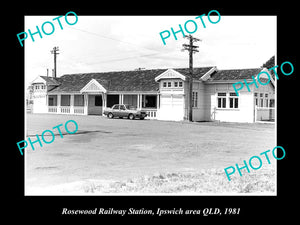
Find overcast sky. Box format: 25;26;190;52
24;15;276;87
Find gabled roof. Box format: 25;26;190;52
207;68;262;81
48;67;215;93
46;67;271;94
39;76;61;85
174;67;215;79
48;69;166;93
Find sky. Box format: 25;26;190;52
24;15;276;87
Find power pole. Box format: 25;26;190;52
182;35;200;122
50;46;60;78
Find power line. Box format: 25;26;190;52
69;27;160;53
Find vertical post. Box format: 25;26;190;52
70;94;74;114
139;94;143;109
51;46;60;78
182;35;200;122
137;94;140;109
57;94;61;114
83;93;88;115
188;37;193;122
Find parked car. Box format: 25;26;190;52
103;104;147;120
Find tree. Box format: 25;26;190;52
262;56;275;78
262;56;275;69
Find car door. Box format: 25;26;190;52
112;104;120;116
119;105;127;117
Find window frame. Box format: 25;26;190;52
192;91;198;108
229;92;239;109
217;92;227;109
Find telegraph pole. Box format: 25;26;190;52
182;35;200;122
50;46;60;78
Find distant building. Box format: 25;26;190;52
29;66;275;122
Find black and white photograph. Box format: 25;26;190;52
23;14;278;195
13;5;298;221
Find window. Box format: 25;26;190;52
163;82;167;87
260;93;263;98
120;105;126;110
61;95;70;106
95;95;103;106
265;93;269;107
74;95;84;106
217;93;226;108
112;105;119;110
174;82;178;87
229;92;238;108
254;93;258;106
260;99;264;107
192;91;198;108
167;82;171;87
48;95;57;106
179;82;183;87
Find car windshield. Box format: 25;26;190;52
126;105;136;110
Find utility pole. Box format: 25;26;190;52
182;35;200;122
50;46;60;78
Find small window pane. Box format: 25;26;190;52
218;98;222;108
218;93;226;96
230;98;233;108
234;98;238;108
222;99;226;108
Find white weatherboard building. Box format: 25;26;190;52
29;66;275;123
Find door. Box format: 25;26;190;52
88;95;103;115
111;104;120;116
160;94;184;121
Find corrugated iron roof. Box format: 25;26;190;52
47;67;213;93
46;67;265;93
207;68;262;81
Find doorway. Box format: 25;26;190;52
88;95;103;115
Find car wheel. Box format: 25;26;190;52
128;114;135;120
140;117;145;120
108;113;114;119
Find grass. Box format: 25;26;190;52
81;164;276;194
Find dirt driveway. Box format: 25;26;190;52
25;114;275;194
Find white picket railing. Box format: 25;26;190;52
143;108;157;119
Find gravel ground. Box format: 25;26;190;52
25;113;276;195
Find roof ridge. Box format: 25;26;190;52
216;67;261;71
